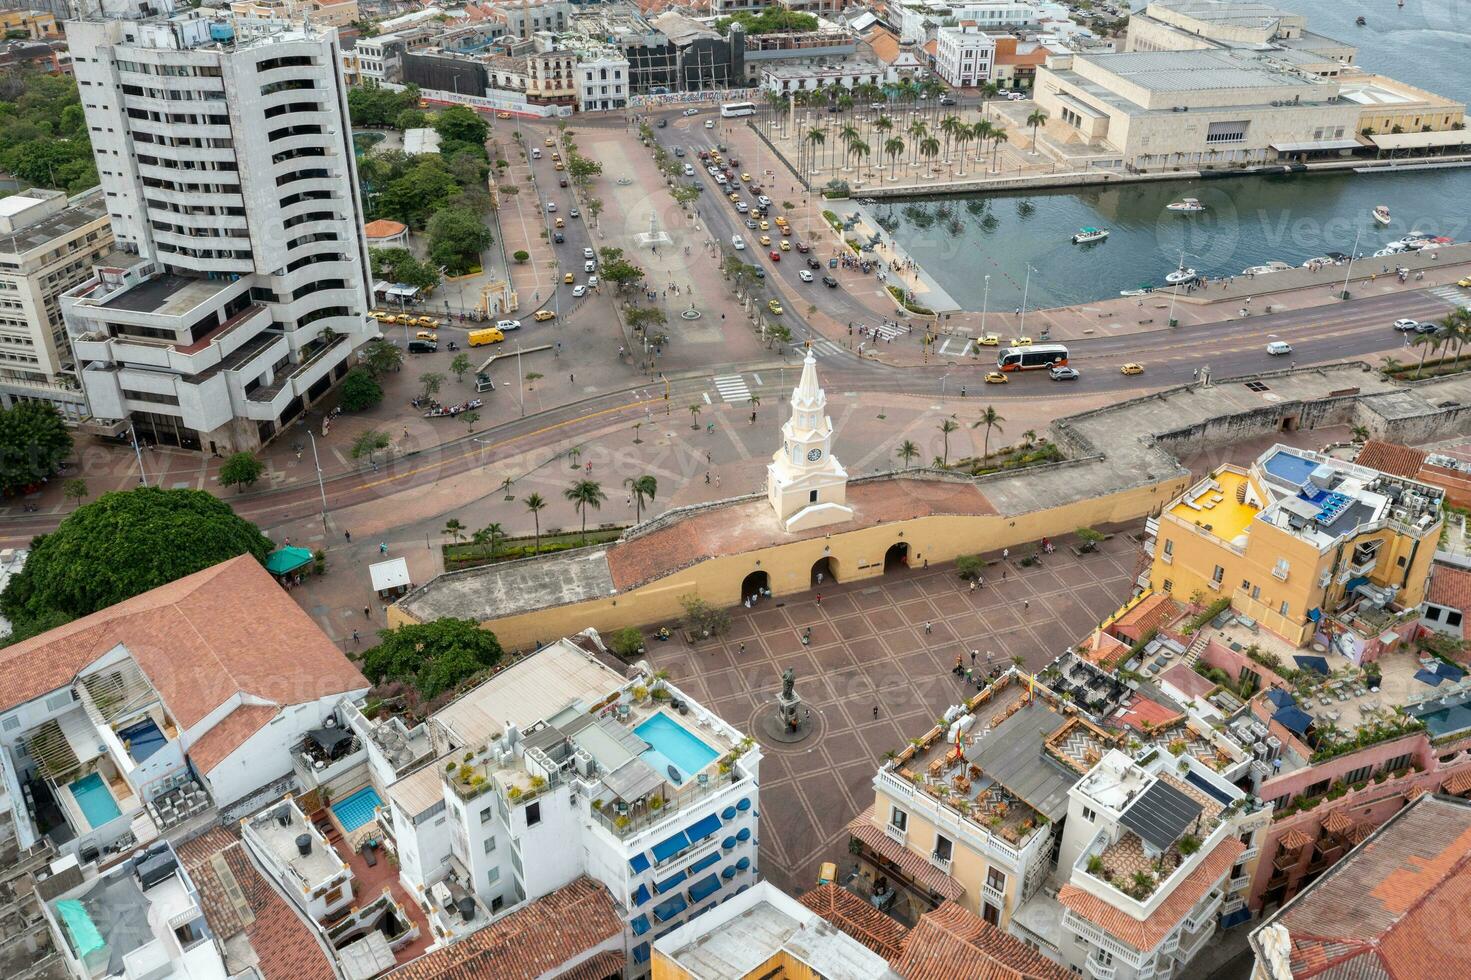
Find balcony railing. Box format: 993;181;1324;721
884;821;907;845
929;851;953;875
588;767;744;842
1085;954;1118;980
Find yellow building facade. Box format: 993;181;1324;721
1147;447;1442;646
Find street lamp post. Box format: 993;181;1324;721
515;342;525;418
1019;265;1034;335
1340;227;1363;301
307;431;329;533
129;424;148;487
980;274;990;337
1166;247;1192;328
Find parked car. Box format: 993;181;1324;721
1392;318;1420;332
985;371;1008;383
683;107;700;116
732;235;746;250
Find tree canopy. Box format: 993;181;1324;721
427;208;493;274
362;618;503;701
340;367;384;411
0;401;72;495
0;73;98;193
377;156;460;229
369;247;441;291
716;9;818;34
0;487;272;642
347;85;421;128
433;105;489;147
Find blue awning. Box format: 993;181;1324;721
688;873;720;903
735;856;751;871
721;865;737;880
632;883;651;906
1273;705;1313;736
1220;906;1252;930
736;827;752;842
1265;688;1296;709
736;797;752;811
1416;668;1446;687
652;893;689;922
722;836;737;850
632;942;650;964
630;914;651;936
722;806;737;820
628;852;650;875
655;870;687;894
688;851;720;875
686;812;722;844
651;830;690;862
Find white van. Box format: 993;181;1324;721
1266;341;1293;355
531;147;542;159
684;163;695;176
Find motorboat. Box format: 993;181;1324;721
1120;287;1154;297
1072;226;1110;244
1166;198;1206;213
1372;205;1392;226
1243;261;1292;276
1324;251;1350;262
1356;15;1366;26
1373;246;1404;257
1302;256;1332;267
1165;266;1199;285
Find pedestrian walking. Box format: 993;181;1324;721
739;642;746;655
569;373;575;384
344;530;352;542
705;472;711;484
351;629;360;646
815;592;822;605
924;621;932;634
873;705;879;719
969;579;977;593
363;606;371;618
1002;547;1010;561
1023;599;1030;610
971;650;977;666
954;655;964;675
715;474;721;488
379;542;388;555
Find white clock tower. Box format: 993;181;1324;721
767;349;854;532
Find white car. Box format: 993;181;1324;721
707;166;720;176
799;269;814;282
715;174;728;185
757;195;771;207
704;119;715;129
1267;340;1293;355
583;247;595;259
1392;318;1420;332
736;202;749;213
584;260;596;272
545;201;557;212
684;164;695;176
732;235;746;250
496;319;521;331
683;107;700;116
572;285;588;297
587;275;599;288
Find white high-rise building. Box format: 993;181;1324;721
61;0;374;452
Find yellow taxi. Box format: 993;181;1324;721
768;299;784;315
759;220;770;231
759;235;771;246
533;309;556;321
416;315;438;328
710;154;723;165
985;371;1008;384
564;272;575;284
1459;276;1471;288
554;161;565;171
544;137;554;146
1121;362;1145;376
740;172;751;182
774;215;789;227
779;240;791;251
551;151;561;162
1010;336;1032;347
415;330;438;342
369;309;389;321
728;192;741;203
497;111;512;119
388;313;413;325
555;217;565;228
976;333;1000;346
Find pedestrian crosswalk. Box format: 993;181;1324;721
713;374;752;403
1428;284;1470;308
806;339;846;357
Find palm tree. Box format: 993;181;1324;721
875;114;894;143
1026;108;1049;153
805;127;825;178
1350;425;1370;443
919;136;941;172
990;127;1009;171
939;114;962;163
850;139;870;173
1022;429;1037;447
839;123;859;155
884;137;905;179
479;521;505;559
979;81;999;119
1412;330;1441;377
523;492;546;555
970;119;992;171
443;517;465;545
954;123;973;176
896;439;920;469
938;417;959;465
564;479;606;543
625;474;657;522
1443;310;1470;367
906;120;927;166
689;403;702;429
972;405;1006;460
1380;356;1404;376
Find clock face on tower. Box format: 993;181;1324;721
807;448;824;462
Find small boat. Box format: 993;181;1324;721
1072;226;1109;244
1324;251;1350;262
1356;15;1366;26
1302;256;1332;268
667;765;684;785
1120;287;1154;297
1242;261;1292;276
1372;205;1392;226
1166;197;1206;213
1165;266;1199;285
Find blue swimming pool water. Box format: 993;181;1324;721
1263;451;1319;487
331;786;383;832
118;719;166;764
69;773;121;829
1418;703;1471;739
636;714;719;782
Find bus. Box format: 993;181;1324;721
997;343;1069;371
720;101;757;118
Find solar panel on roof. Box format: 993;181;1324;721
1119;779;1203;852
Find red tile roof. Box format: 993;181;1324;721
0;556;367;728
1267;796;1471;979
1159;663;1217;702
799;884;908;960
849;807;966;901
189;703;280;774
385;876;622;980
176;827;336;980
1354;440;1427;479
1279;828;1313;851
1111;593;1183;642
1058;836;1245;952
1427;565;1471;640
1079;630;1130;669
1441;768;1471;797
363;218;408;238
1321;809;1354;836
1114;694;1184;734
890;901;1071;980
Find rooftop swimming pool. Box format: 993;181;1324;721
636;714;719;784
331;785;383;832
118;718;167;764
69;773;121;829
1411;699;1471;739
1263;450;1320;487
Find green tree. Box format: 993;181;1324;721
689;403;702;429
523;492;547;555
62;478;88;509
714;8;817;33
433;105;489;146
1026;108;1049;151
938;417;959;466
369;247;441;292
394;107;427;131
566;153;602;186
0;401;72;495
351;429;390;464
972;405;1006;460
450;353;472;382
896;439;919;468
564;479;607;542
419;372;444;400
0;488;271;641
378;157;459;228
361;618;503;701
625;474;657;522
359;339;403;378
600;258;645;291
340;367;384;411
471;521;504;559
586;197;603;227
427;207;493;274
443;517;465;544
219;452;265;493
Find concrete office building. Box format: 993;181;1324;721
62;2;374;453
0;188;113;421
934;22;997;88
895;0;1038;45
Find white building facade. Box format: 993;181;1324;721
62;3;375;452
934;23;997;88
577;49;629;111
760;60;885;94
897;0;1039;45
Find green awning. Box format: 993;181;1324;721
265;546;314;575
